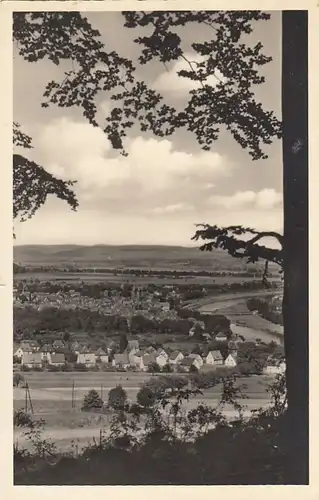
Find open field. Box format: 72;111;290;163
14;372;273;451
14;372;272;417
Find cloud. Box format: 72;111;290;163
34;117;231;213
207;189;282;210
151;203;194;215
153;53;227;95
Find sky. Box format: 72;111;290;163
13;11;283;247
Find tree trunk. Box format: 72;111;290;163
282;10;308;483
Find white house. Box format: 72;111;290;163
39;344;55;363
224;353;238;367
14;345;24;360
95;348;109;364
77;350;96;367
188;353;204;368
20;341;39;353
180;357;202;372
155;350;169;368
142;353;157;370
113;352;130;369
205;350;224;366
50;353;66;366
129;350;145;370
263;359;286;375
22;352;42;368
168;351;184;365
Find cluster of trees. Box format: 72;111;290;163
14;304;232;339
15;263;273;279
247;297;283;326
82;386;128;412
236;341;284;375
15;278;279;301
177;309;231;334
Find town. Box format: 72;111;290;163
14;335;285;376
13;278;285;377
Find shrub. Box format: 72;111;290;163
14;409;34;428
20;365;31;372
162;363;173;373
136;386;157;408
82;389;104;411
48;365;62;372
108;385;127;410
13;373;25;388
147;362;161;373
74;363;88;372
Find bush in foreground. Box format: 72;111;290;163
13;375;299;485
13;373;25;387
82;390;103;411
108;385;127;410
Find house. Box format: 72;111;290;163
180;357;202;372
188;353;204;368
224;353;238;367
77;350;96;367
204;350;224;366
20;341;39;353
13;344;24;360
142;353;158;370
22;352;42;368
155;350;169;368
129;350;145;370
214;332;228;342
189;321;205;337
113;352;130;369
53;340;65;350
39;344;55;363
50;353;66;366
168;351;184;365
263;358;286;375
95;348;109;364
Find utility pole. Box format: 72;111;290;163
24;382;28;413
71;380;75;409
27;383;34;414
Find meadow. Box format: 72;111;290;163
14;372;272;426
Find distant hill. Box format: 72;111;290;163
13;244;272;273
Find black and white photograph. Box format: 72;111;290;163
11;5;308;486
